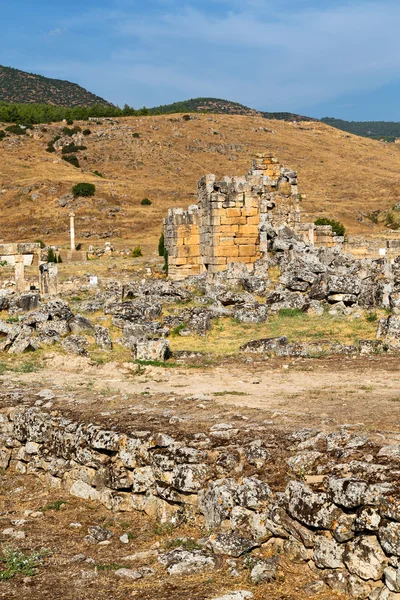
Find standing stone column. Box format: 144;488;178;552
39;263;58;296
70;211;76;251
14;255;25;293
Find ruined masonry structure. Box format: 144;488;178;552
164;154;340;280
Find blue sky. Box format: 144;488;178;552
2;0;400;120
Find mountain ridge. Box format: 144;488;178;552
0;65;114;107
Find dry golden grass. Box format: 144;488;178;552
1;114;400;253
169;310;380;356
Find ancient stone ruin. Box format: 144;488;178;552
164;154;342;280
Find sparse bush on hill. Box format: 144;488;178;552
314;217;345;237
132;132;140;138
62;126;81;137
72;182;95;197
93;170;104;178
0;130;6;140
66;119;73;125
82;129;91;136
141;198;151;206
61;144;87;154
46;145;55;153
35;239;45;249
62;154;80;168
5;124;26;135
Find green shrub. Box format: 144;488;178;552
57;254;63;263
5;124;26;135
182;115;192;121
61;144;86;154
82;129;91;136
66;119;74;125
46;145;55;153
385;211;400;230
0;130;6;140
35;239;46;249
132;246;143;257
75;243;82;250
62;154;80;168
163;248;168;274
314;217;345;237
62;125;81;137
132;132;140;138
0;548;48;580
141;197;151;206
158;232;165;256
47;248;56;263
366;311;378;322
72;182;95;197
93;170;104;177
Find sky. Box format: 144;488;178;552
1;0;400;120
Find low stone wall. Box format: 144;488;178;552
1;400;400;598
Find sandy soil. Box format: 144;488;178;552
4;353;400;433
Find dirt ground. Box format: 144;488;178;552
0;469;344;600
1;352;399;599
4;353;400;433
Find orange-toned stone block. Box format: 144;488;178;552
220;216;247;226
234;237;258;245
246;216;260;225
219;224;239;234
214;246;239;257
238;224;259;236
238;245;257;257
242;207;258;217
226;208;242;218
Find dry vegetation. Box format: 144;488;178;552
1;114;400;253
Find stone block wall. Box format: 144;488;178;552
2;401;400;598
164;206;202;280
0;242;41;266
314;225;344;248
164;154;302;279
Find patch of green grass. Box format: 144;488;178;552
171;324;188;336
12;362;41;373
95;563;126;572
40;500;68;512
5;317;19;323
134;359;175;368
165;538;202;551
0;548;49;580
154;523;174;536
366;311;378;323
278;308;304;318
213;390;249;397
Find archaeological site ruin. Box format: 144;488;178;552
164;154;342;280
3;126;400;600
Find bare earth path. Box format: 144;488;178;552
5;354;400;432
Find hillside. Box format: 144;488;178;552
1;113;400;252
321;117;400;141
0;65;113;107
150;97;312;121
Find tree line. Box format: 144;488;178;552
0;101;151;125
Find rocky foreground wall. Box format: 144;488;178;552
1;400;400;599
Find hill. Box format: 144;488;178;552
0;65;114;107
150;97;312;121
1;113;400;252
321;117;400;141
